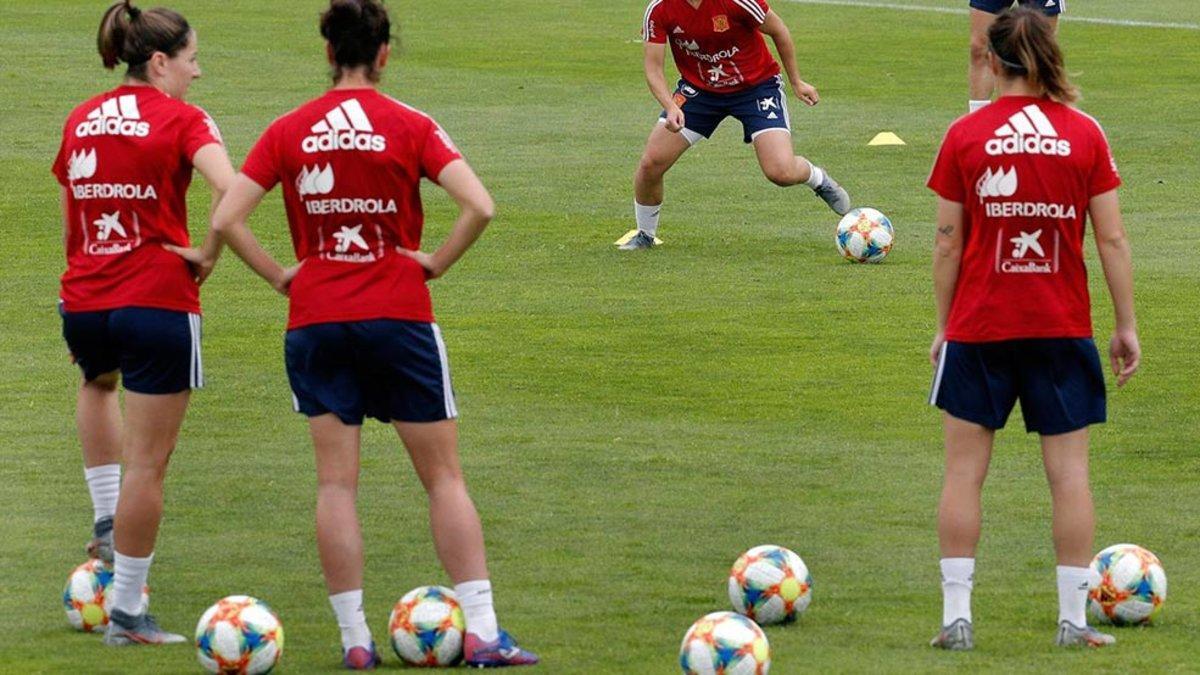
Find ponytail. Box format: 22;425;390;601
988;6;1078;103
96;1;191;79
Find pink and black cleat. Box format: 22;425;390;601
342;642;381;670
465;630;539;668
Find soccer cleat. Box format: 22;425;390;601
813;173;851;216
464;630;539;667
618;230;657;251
1055;621;1116;648
929;618;974;651
103;609;186;645
342;642;382;670
87;516;114;564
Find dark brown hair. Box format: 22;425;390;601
988;6;1078;103
320;0;392;82
97;1;192;79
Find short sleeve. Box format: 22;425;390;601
644;1;668;43
241;121;283;191
51;120;70;186
732;0;770;25
420;119;464;183
181;106;224;161
1086;118;1121;197
927;124;966;203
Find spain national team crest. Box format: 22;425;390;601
712;15;730;32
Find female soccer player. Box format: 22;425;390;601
926;7;1138;650
622;0;850;250
53;0;234;644
968;0;1061;113
181;0;537;668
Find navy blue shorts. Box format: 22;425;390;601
60;306;203;394
660;75;791;145
285;320;457;426
970;0;1064;16
930;338;1105;435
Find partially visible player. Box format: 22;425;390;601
622;0;850;250
52;0;234;645
968;0;1062;113
926;7;1137;650
175;0;537;668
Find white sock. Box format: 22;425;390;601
329;590;372;651
634;201;661;237
455;579;499;642
1056;565;1091;627
969;99;991;114
804;162;825;189
940;558;975;625
111;551;152;615
84;464;121;522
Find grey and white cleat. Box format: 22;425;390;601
930;618;974;651
87;516;114;564
813;173;851;216
618;230;658;251
104;609;187;646
1055;621;1116;648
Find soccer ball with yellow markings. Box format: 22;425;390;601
728;545;812;625
679;611;770;675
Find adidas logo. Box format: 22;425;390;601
297;164;335;196
976;166;1018;200
986;104;1071;157
75;95;150;138
67;148;97;181
1046;0;1057;7
673;26;685;34
302;99;386;154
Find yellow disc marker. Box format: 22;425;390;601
868;132;906;146
614;229;664;247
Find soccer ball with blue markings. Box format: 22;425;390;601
388;585;465;666
836;207;894;263
62;559;148;632
679;611;770;675
1088;544;1167;625
195;595;284;674
728;545;812;625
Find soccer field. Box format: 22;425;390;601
2;0;1198;672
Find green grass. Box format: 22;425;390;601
1;0;1198;672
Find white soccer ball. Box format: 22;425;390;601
62;559;148;632
835;207;894;263
388;586;465;666
728;545;812;625
1088;544;1167;625
195;595;284;674
679;611;770;675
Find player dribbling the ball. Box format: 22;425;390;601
622;0;851;250
53;0;235;646
177;0;537;668
926;7;1139;651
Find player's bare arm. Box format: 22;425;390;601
930;197;964;364
396;159;494;280
643;41;684;132
759;11;819;106
1089;188;1140;386
211;174;298;295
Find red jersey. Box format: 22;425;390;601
52;85;223;313
241;89;463;330
927;96;1122;343
643;0;780;94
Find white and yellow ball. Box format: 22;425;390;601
1088;544;1167;625
388;586;465;667
836;207;894;263
679;611;770;675
195;595;284;675
728;545;812;625
62;559;148;632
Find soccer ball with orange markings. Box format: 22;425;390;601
728;545;812;625
62;559;147;632
679;611;770;675
836;207;894;263
1088;544;1167;625
194;595;284;674
388;586;465;666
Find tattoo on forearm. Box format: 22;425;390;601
938;225;955;236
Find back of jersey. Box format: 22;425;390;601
241;88;463;330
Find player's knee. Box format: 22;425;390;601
636;154;670;181
969;34;990;65
762;163;798;187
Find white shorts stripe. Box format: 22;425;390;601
929;342;948;406
431;324;458;419
778;79;792;130
734;0;767;23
